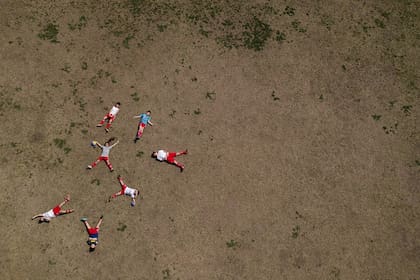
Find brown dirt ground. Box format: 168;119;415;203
0;1;419;279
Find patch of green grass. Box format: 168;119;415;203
193;108;201;115
321;14;335;30
401;105;412;115
123;34;134;49
136;151;144;158
242;17;272;51
128;0;145;16
216;33;240;49
162;268;170;280
68;15;87;31
53;138;66;149
117;223;127;231
81;129;88;134
415;160;420;166
275;31;286;42
169;110;176;118
284;6;295;16
48;260;56;265
374;18;385;28
63;147;72;154
81;62;88;70
226;239;239;248
131;92;140;102
61;64;71;73
292;20;306;33
90;178;100;186
38;23;59;43
372;114;381;121
292;225;300;238
157;24;167;32
206;91;216;100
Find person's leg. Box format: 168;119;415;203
57;194;70;208
95;216;103;230
172;159;185;171
81;219;91;231
136;123;146;139
104;157;113;172
97;114;109;126
31;214;43;220
175;149;188;156
90;157;102;168
58;209;74;215
105;115;115;129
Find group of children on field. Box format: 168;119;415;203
32;102;188;252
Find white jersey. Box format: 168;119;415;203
156;150;167;161
42;209;56;221
101;146;113;157
124;186;137;198
109;106;120;116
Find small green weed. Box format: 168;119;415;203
38;23;59;43
53;138;66;149
372;115;381;121
284;6;295;16
292;20;306;33
162;268;170;280
193;108;201;115
131;92;140;102
117;223;127;231
415;160;420;166
61;64;71;73
169;110;176;118
275;31;286;42
292;225;300;238
123;34;134;49
81;62;88;70
90;178;100;185
157;24;167;32
81;129;88;134
206;91;216;100
68;15;87;31
226;239;239;248
374;18;385;28
136;151;144;158
242;17;272;51
271;91;279;101
401;105;412;115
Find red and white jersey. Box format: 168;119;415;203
109;106;120;116
156;150;167;161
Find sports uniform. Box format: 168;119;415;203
98;104;120;130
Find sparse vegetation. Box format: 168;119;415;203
38;23;59;43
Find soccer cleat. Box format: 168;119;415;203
80;217;87;222
105;128;109;133
87;165;92;169
100;215;103;219
96;124;102;127
180;165;185;172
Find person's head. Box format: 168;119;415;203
151;151;157;158
105;137;115;146
39;217;50;223
146;110;151;115
115;102;121;108
89;243;96;252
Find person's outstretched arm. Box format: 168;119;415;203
110;140;119;148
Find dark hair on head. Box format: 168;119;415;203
89;247;96;252
147;110;151;114
151;152;156;158
106;137;115;145
116;102;121;106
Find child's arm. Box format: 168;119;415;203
96;216;103;229
96;143;103;148
133;115;140;119
148;120;153;126
110;140;120;148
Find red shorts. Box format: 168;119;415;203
119;184;127;195
166;153;176;163
139;123;146;129
98;156;109;161
88;228;99;235
52;205;61;216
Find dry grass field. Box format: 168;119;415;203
0;1;419;279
